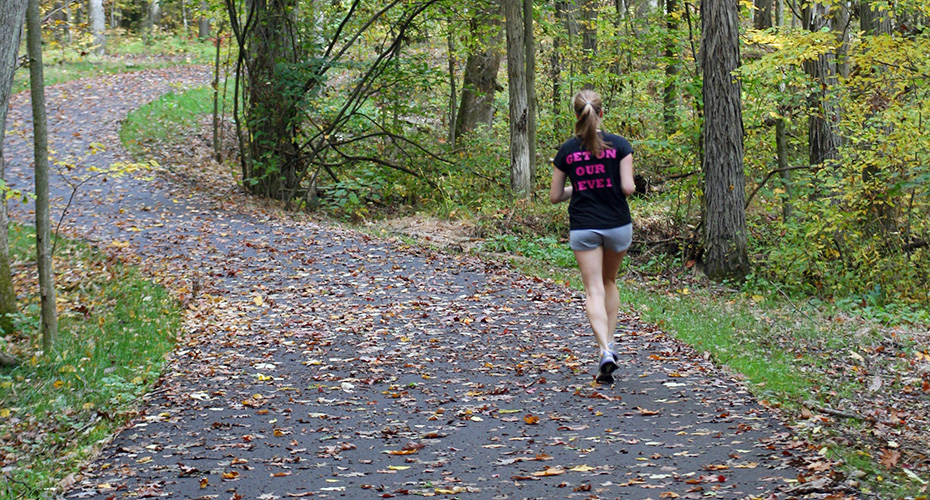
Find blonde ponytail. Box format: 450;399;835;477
573;90;607;157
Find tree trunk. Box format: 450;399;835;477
700;0;749;282
213;27;223;161
242;0;302;200
447;27;457;146
89;0;105;56
860;0;892;34
455;1;503;139
551;0;574;133
663;0;679;137
831;1;849;78
753;0;772;30
198;1;211;39
0;0;27;336
581;0;597;89
802;1;839;167
523;0;536;187
27;0;59;349
504;0;531;198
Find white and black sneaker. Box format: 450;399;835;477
595;350;619;384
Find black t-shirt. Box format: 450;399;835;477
553;132;633;230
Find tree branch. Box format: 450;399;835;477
745;165;815;209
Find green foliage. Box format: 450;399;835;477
0;225;182;498
739;26;930;309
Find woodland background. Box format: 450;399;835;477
0;0;928;497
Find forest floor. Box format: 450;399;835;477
2;67;915;499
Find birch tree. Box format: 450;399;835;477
89;0;105;55
504;0;531;197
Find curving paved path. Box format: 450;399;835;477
5;68;815;499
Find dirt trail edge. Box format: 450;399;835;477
6;68;822;500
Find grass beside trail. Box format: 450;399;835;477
120;86;214;158
0;225;182;498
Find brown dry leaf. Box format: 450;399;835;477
524;414;540;425
880;449;901;469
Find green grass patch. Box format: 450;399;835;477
120;86;214;158
0;224;182;498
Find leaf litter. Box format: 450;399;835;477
0;68;871;499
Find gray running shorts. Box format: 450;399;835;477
569;224;633;253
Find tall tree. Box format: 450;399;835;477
700;0;749;281
664;0;680;137
455;0;504;139
753;0;772;29
580;0;597;88
89;0;105;55
860;0;892;34
27;0;58;348
0;0;27;340
802;0;839;166
523;0;536;185
504;0;531;197
198;1;211;39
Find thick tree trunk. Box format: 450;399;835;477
700;0;749;282
243;0;301;200
198;2;211;39
523;0;536;186
0;0;27;335
455;2;503;138
27;0;59;349
753;0;772;29
504;0;531;198
89;0;105;55
860;0;893;34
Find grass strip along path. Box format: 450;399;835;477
4;69;837;499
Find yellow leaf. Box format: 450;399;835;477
83;402;95;410
136;456;152;464
253;295;264;306
569;464;596;472
533;467;565;477
387;466;410;470
53;380;64;389
132;376;143;384
0;409;10;418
